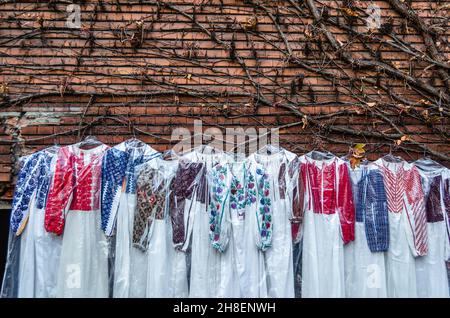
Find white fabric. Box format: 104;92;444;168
56;210;108;297
385;209;417;297
229;161;267;298
18;198;62;298
113;192;136;298
300;154;347;298
184;150;239;298
344;163;387;298
302;210;345;297
415;222;450;297
55;145;109;298
145;219;188;297
247;150;296;298
344;223;387;297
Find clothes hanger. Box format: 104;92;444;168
161;148;179;161
77;135;103;150
381;144;403;163
306;149;336;161
257;143;283;156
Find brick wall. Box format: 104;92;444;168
0;0;449;202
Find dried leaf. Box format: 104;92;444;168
302;115;308;129
400;135;410;141
342;7;358;17
0;83;9;94
349;143;366;169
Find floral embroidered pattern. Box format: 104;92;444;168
133;166;169;251
229;166;256;220
11;150;56;235
209;164;229;251
255;166;272;251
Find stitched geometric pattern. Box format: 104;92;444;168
357;169;389;252
10;150;55;235
406;168;428;256
380;165;406;214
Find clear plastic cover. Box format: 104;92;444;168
101;138;160;298
6;141;449;298
299;151;356;298
1;146;61;298
45;141;110;297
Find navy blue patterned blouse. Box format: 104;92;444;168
10;148;58;235
100;140;159;236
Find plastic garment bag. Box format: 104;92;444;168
1;147;61;298
374;157;428;297
343;161;389;298
206;153;271;298
246;147;298;298
414;158;450;298
100;138;160;298
44;141;110;297
182;147;240;298
131;156;189;297
299;151;355;298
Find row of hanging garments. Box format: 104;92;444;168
1;137;449;298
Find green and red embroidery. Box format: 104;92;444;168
255;166;272;251
209;164;229;252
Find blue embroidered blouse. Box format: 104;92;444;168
356;168;390;252
100;140;160;236
10;148;57;235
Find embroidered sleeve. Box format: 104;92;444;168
10;155;40;235
209;164;231;252
169;162;203;249
35;154;54;210
133;168;166;251
337;163;355;244
255;166;272;251
291;161;304;242
405;167;428;256
364;170;389;252
444;177;450;253
424;176;444;222
100;148;129;236
45;147;74;235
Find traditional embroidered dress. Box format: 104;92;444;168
101;139;159;298
414;159;450;298
374;158;428;298
300;151;355;298
45;143;109;298
132;158;188;297
6;148;61;298
208;157;269;297
183;149;239;298
246;149;298;298
343;161;388;298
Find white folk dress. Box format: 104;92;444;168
414;159;450;298
183;149;239;298
300;152;355;298
344;162;388;298
45;143;110;298
374;158;428;298
229;159;267;298
133;157;188;297
9;148;61;298
101;139;159;298
246;149;297;298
